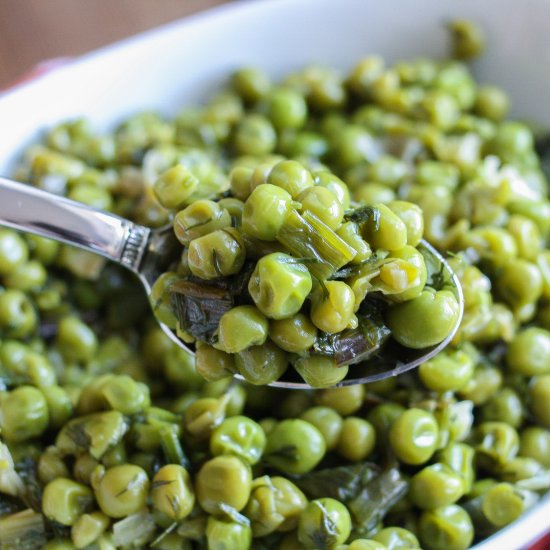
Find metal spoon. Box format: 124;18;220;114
0;176;463;388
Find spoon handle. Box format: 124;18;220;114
0;176;150;273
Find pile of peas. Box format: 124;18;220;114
1;19;550;550
152;157;460;387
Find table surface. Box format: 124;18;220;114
0;0;229;89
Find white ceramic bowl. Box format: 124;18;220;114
1;0;549;547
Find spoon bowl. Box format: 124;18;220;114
0;176;463;387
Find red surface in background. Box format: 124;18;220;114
3;61;550;550
530;533;550;550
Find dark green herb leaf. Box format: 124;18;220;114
345;206;380;230
295;462;380;501
170;279;233;344
311;500;339;549
313;306;391;366
348;466;408;535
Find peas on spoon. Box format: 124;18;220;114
0;176;463;388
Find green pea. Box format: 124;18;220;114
163;345;204;390
151;464;195;521
245;475;308;536
265;161;314;200
229;165;253;201
387;201;424;247
216;305;268;353
499;456;543;483
347;55;385;97
92;464;150;518
409;463;465;510
206;515;252;550
529;375;550;428
481;483;529;527
371;527;420;550
57;411;128;460
519;426;550;467
42;541;75;550
248;253;312;320
56;316;98;363
386;289;460;349
336;417;376;462
188;229;245;280
310;281;356;334
267;88;308;130
314;172;351;210
68;182;113;210
278;391;314;419
265;419;326;474
389;408;439;465
300;406;343;451
173;200;231;246
362;203;408;251
383;245;427;302
0;385;49;442
459;227;518;268
367;156;408;189
316;385;366;416
234;114;277;155
270;313;318;353
195;343;236;381
71;512;110;549
507;327;550;376
507;214;542;261
298;498;352;550
26;234;59;265
538;251;550;300
250;158;284;190
346;541;387;550
101;441;127;468
232;66;271;103
3;260;47;291
336;222;372;264
475;421;519;469
42;385;74;429
153;164;199;210
0;341;56;387
331;125;378;169
210;415;266;465
101;375;150;415
489;121;534;162
0;229;29;276
458;364;503;405
235;340;289;385
418;504;473;550
416;160;460;190
0;289;37;338
480;387;523;428
299;186;344;229
419;349;474;392
38;446;71;484
196;455;252;514
218;197;245;223
508;199;550;237
183;397;227;440
438;442;475;493
294;354;349;388
497;259;542;321
474;85;510;121
353;183;396;205
43;478;94;526
242;184;295;241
